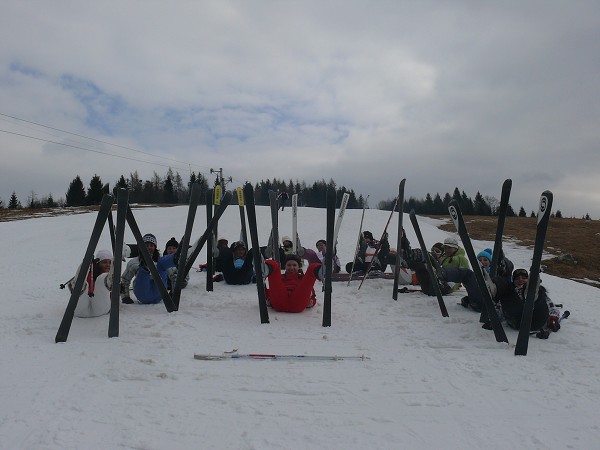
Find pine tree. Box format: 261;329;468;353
47;193;56;208
506;204;516;217
87;174;104;205
8;192;21;209
164;175;175;203
518;206;527;217
65;176;86;207
555;210;563;218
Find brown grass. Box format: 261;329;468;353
436;215;600;288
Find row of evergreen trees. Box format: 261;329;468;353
2;169;580;219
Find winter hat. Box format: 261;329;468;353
484;248;493;255
316;239;327;247
477;250;492;263
218;237;228;244
285;253;302;265
443;237;459;249
142;233;158;247
431;243;444;255
95;249;112;261
165;237;179;249
231;240;246;251
513;268;528;279
363;231;374;240
281;236;293;245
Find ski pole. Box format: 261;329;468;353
194;353;370;361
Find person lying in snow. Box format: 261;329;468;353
214;240;255;285
264;254;322;313
303;239;341;273
345;230;390;274
68;249;113;318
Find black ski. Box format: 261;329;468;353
171;183;201;309
244;183;269;323
108;188;128;338
409;210;449;317
56;194;114;343
515;191;553;356
268;190;280;264
206;190;214;292
182;191;233;279
448;201;508;343
322;187;335;327
490;179;512;278
392;179;406;300
126;207;177;312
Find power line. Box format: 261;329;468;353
0;112;213;172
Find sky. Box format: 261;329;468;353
1;205;598;448
1;1;599;217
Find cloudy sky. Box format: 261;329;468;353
1;1;599;217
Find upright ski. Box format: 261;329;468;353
392;179;406;300
409;210;449;317
108;188;128;337
205;191;214;293
171;183;201;309
515;191;553;356
243;183;269;323
448;201;508;343
291;193;298;253
268;190;280;264
322;188;335;327
56;194;114;343
491;179;512;278
236;187;248;245
357;196;399;290
332;192;350;251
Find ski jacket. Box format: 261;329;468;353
217;247;255;285
493;277;550;330
440;248;469;270
133;253;177;304
265;260;319;313
303;248;341;273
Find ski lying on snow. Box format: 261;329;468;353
194;352;370;361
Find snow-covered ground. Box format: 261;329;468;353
1;204;598;449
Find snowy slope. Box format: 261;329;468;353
1;204;598;449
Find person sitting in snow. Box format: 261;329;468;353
303;239;341;273
68;249;113;318
345;230;390;274
120;233;178;304
490;268;560;332
264;254;321;313
214;240;255;285
163;237;189;290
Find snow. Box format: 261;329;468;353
1;204;599;449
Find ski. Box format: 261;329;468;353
171;183;202;309
409;210;449;317
448;201;507;342
358;196;399;290
205;190;214;293
194;352;369;361
347;195;369;286
236;187;248;245
392;179;406;300
322;187;335;327
291;193;298;253
515;191;553;356
108;188;128;338
243;183;269;323
490;179;512;278
268;190;280;264
332;192;350;251
182;191;233;278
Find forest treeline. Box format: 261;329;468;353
2;168;577;219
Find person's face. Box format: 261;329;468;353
316;241;327;253
283;240;293;249
478;257;491;268
431;247;443;259
98;259;111;273
285;260;299;273
443;245;457;256
145;242;156;254
233;246;246;258
513;273;528;287
166;245;177;255
218;240;228;249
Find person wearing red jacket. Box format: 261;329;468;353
264;254;321;313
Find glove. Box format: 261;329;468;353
547;316;560;332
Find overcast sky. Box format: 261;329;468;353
1;1;599;217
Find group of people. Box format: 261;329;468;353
67;224;562;334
